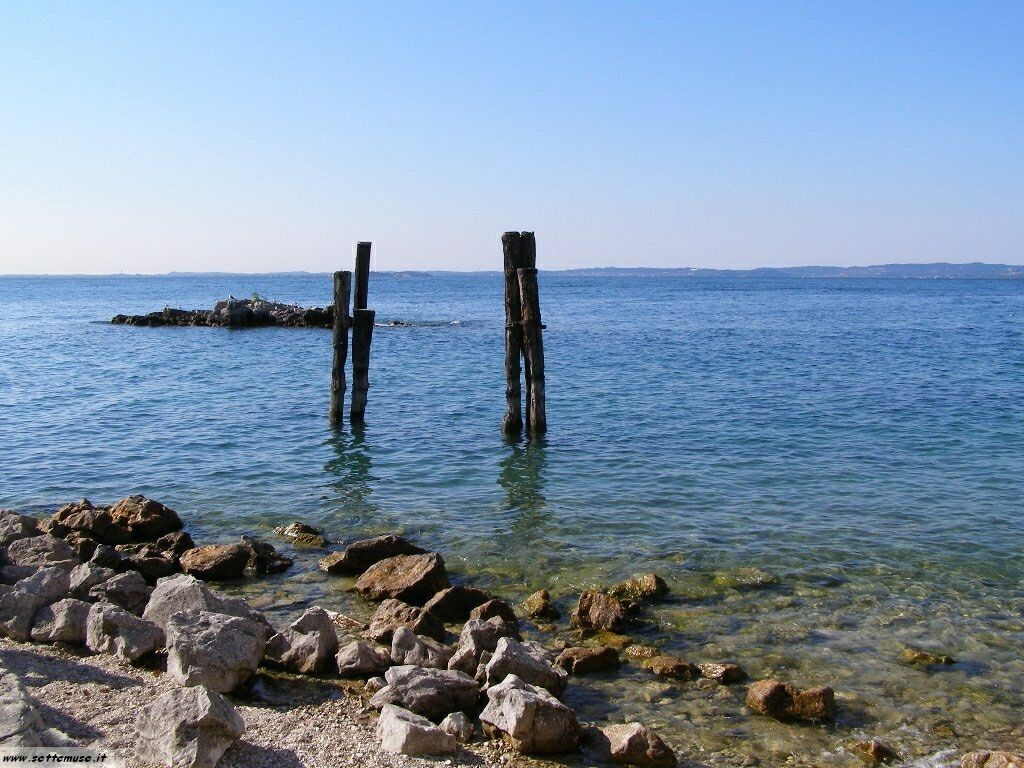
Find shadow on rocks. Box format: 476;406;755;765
0;647;142;690
221;742;305;768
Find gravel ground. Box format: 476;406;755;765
0;637;519;768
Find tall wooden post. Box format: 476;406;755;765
350;308;375;423
502;233;526;434
354;242;371;311
517;266;546;434
329;270;352;426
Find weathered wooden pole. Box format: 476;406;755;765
354;241;371;310
501;233;525;434
350;308;375;423
329;270;352;426
517;266;546;434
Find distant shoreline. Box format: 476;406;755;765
3;261;1023;279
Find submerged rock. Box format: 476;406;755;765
376;704;456;756
588;722;677;768
571;590;626;632
355;553;449;605
712;567;778;591
135;685;245;768
900;646;956;668
479;674;580;754
319;534;425;575
961;752;1024;768
698;662;748;684
746;679;836;722
273;522;326;548
608;573;669;604
556;645;620;675
851;739;900;765
645;655;699;681
520;589;559;620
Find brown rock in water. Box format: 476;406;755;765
180;544;250;581
469;599;518;625
851;740;900;765
356;553;449;605
900;646;955;668
155;531;195;561
590;723;677;768
961;751;1024;768
645;655;699;681
273;522;326;548
521;589;559;620
624;644;660;660
50;499;131;545
556;646;620;675
423;586;490;623
319;534;426;575
367;599;446;643
698;662;748;684
109;495;182;541
608;573;669;604
746;679;836;722
571;590;626;632
240;536;292;575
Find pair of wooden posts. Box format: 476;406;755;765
502;231;547;435
329;242;375;426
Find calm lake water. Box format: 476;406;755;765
2;273;1023;766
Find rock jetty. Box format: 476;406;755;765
112;297;334;328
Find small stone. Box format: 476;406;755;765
423;586;490;622
88;570;151;615
624;644;660;660
900;646;955;668
30;598;91;645
376;704;456;755
698;662;747;684
851;740;900;765
556;646;620;674
135;685;245;768
520;589;559;620
319;534;426;575
365;676;387;694
597;722;677;768
571;590;626;632
439;711;475;743
645;655;699;681
355;553;449;605
391;627;454;669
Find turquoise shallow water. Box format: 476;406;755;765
2;273;1023;766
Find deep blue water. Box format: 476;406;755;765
2;273;1024;764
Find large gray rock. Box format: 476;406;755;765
376;704;456;756
89;570;151;615
14;566;71;606
336;640;391;678
0;510;40;549
369;665;480;721
264;628;333;675
289;606;339;654
0;666;75;747
484;637;567;696
85;602;164;663
355;553;449;605
366;599;445;644
143;574;268;631
5;535;76;569
69;562;118;599
391;627;453;669
135;685;245;768
319;534;426;575
0;585;45;641
31;598;91;645
448;617;519;676
479;674;580;754
166;610;267;693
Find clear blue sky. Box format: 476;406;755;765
2;1;1021;273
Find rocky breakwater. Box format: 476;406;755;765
112;297;335;329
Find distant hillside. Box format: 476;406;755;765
560;263;1024;279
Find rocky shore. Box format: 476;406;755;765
111;298;335;328
1;499;1018;768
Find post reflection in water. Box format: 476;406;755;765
498;436;549;538
324;424;377;520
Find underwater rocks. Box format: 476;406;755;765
273;521;327;548
961;752;1024;768
180;537;292;581
556;645;620;675
900;646;956;668
609;573;669;605
746;679;836;722
571;590;626;632
520;588;559;620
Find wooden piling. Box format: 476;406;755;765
329;270;352;426
502;233;525;434
350;308;375;423
517;266;546;434
354;241;372;311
